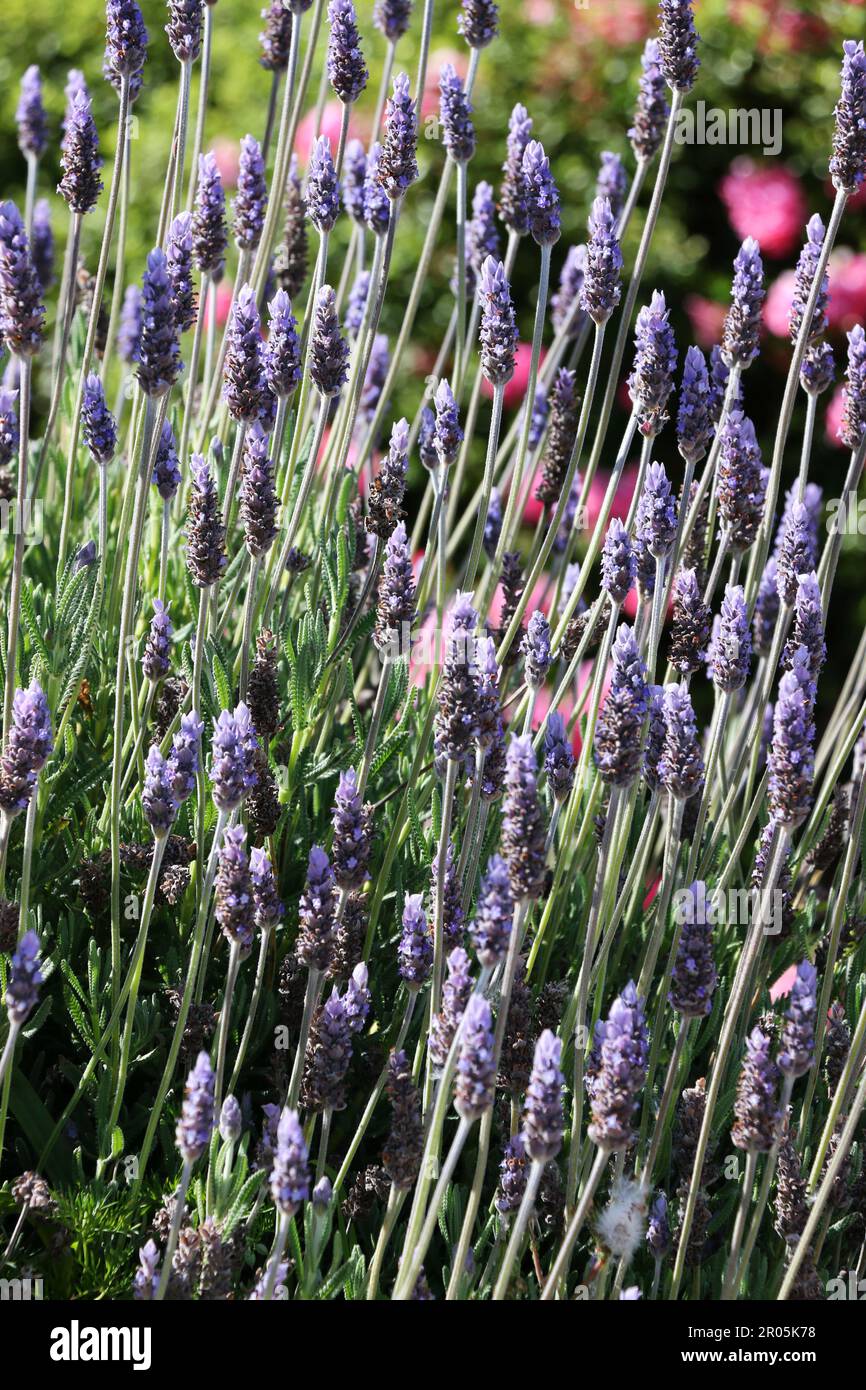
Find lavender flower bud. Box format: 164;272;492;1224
0;681;53;816
0;202;45;356
378;72;418;198
717;407;766;553
601;517;636;605
307;135;340;234
270;1107;310;1214
776;502;818;607
668;567;710;673
433;378;463;466
669;882;718;1016
658;0;701;93
223;286;266;420
142;745;177;834
240;422;279;557
418;406;437;469
502;735;547;900
644;685;666;791
137;248;181;396
647;1193;671;1257
31;199;54;294
629;291;678;436
375;520;415;653
522;610;551;689
550;244;587;338
310;285;349;397
454;994;496;1120
361;141;390;236
658;682;704;800
732;1028;781;1152
302;988;353;1111
830;40;866;193
117;284;142;364
521;140;560;246
167;711;204;805
166;0;204;63
789;215;829;344
142;598;173;683
588;982;649;1151
768;647;815;827
16;66;47;159
81;373;117;465
458;0;499;49
470;853;513;968
800;340;835;397
839;324;866;449
778;960;817;1079
105;0;149;80
522;1030;563;1161
344;268;370;338
500;103;532;236
721;237;765;370
231;135;267;253
215;825;256;952
331;768;371;890
186;454;226;586
219;1095;242;1144
259;2;293;71
782;572;826;682
677;345;713;463
249;846;283;931
398;892;432;987
327;0;368;103
496;1134;528;1217
344;961;370;1034
298;846;336;972
264;289;301;401
434;592;480;762
0;389;19;470
383;1048;422;1190
360;334;390;428
467;180;500;286
367;418;408;540
374;0;412;41
712;584;751;692
5;930;43;1025
629;38;670;162
478;256;517;387
57;90;103;215
440;64;475;163
176;1051;215;1163
580;196;622;325
535;368;579;507
209;703;259;811
430;947;473;1069
134;1240;161;1300
193;153;228;278
752;559;780;657
595;625;649;787
342;139;367;225
637;460;677;559
544;712;574;803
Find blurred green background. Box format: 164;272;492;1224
3;0;866;705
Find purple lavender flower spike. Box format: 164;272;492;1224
418;406;437;469
240;422;279;557
522;610;551;689
31;199;54;293
215;824;256;953
327;0;368;103
430;947;473;1069
658;0;701;93
307;136;341;234
234;134;268;252
142;745;177;835
636;461;677;558
193;153;228;279
223;286;266;421
470;853;513;967
152;421;181;503
362;142;390;236
580;196;622;325
368;417;409;541
669;568;711;674
360;334;390;426
117;284;142;363
331;768;371;890
440;64;475;164
133;1240;161;1300
0;390;19;469
629;291;678;437
398;892;433;988
496;1133;527;1217
344;268;370;338
434;593;480;764
659;682;704;800
467;181;500;286
344;961;370;1034
375;522;415;654
166;212;197;333
5;930;42;1025
458;0;499;49
708;343;731;419
830;40;866;193
57;90;103;215
595;625;649;787
166;0;204;63
270;1107;310;1214
259;2;293;71
250;846;284;929
601;517;636;605
783;572;826;681
669;882;718;1016
732;1028;781;1152
302;986;354;1112
186;453;226;586
800;340;835;397
596;151;627;222
501;734;547;900
167;711;204;805
523;1030;565;1163
768;647;815;827
647;1193;671;1257
0;682;53;816
378;72;418;198
630;38;670;162
551;244;587;339
136;248;181;396
342;140;367;225
478;256;517;387
16;67;47;159
753;559;780;657
544;712;575;803
0;202;45;357
81;374;117;465
721;237;765;371
310;285;350;397
483;487;502;559
588;981;648;1151
454;994;496;1120
374;0;412;42
644;684;665;792
777;959;818;1080
839;324;866;449
521;140;560;247
776;502;818;607
433;379;463;465
500;104;532;236
176;1051;215;1164
298;846;336;972
105;0;149;82
209;703;259;812
143;598;173;683
265;289;301;399
220;1094;242;1143
789;215;829;344
717;408;766;553
712;584;751;692
677;346;713;463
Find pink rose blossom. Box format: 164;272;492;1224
212;139;239;188
719;160;806;259
295;101;361;166
684;294;727;349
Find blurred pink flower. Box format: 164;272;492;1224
295;101;360;166
204;280;234;328
212;139;239;188
764;269;796;338
684;294;727;349
770;963;798;1003
825;385;846;448
577;0;652;45
526;0;556;22
483;342;548;410
764;250;866;339
719;160;806;259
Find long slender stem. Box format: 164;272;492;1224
3;356;31;742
